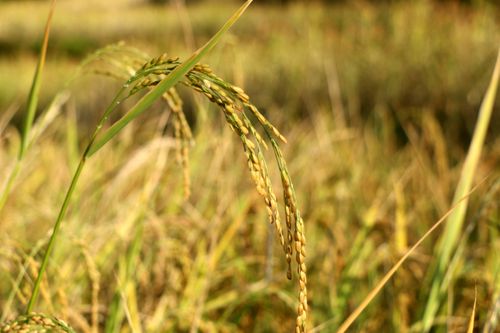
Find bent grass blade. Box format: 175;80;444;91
87;0;253;157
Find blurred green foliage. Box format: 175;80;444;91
0;0;498;147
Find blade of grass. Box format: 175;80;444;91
421;49;500;332
308;179;486;333
87;0;253;156
467;288;477;333
0;0;57;213
25;86;128;314
19;0;57;158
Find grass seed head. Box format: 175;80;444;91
77;48;308;331
0;313;75;333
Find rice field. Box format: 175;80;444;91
0;0;499;332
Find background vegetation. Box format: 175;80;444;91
0;0;498;332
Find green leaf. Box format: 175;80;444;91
19;0;57;158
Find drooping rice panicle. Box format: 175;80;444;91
0;313;76;333
269;137;308;332
163;88;192;199
80;47;308;331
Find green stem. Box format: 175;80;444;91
19;0;57;159
26;151;86;313
0;0;56;215
25;86;128;313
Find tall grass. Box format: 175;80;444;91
421;49;500;332
0;0;56;212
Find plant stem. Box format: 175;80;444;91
0;0;56;214
25;87;128;313
19;0;57;159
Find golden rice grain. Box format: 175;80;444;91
0;313;75;333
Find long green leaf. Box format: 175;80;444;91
19;0;57;158
0;0;57;213
87;0;253;156
421;49;500;332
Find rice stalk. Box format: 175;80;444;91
163;88;193;199
21;1;308;329
76;45;308;330
186;64;308;330
113;54;309;331
79;48;193;198
25;0;253;315
0;0;56;213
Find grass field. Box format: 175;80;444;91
0;0;499;332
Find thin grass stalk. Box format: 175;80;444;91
19;0;57;158
25;86;128;313
466;288;477;333
421;50;500;332
0;0;56;213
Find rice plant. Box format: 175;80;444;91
1;0;310;332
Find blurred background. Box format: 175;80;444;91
1;0;499;143
0;0;499;332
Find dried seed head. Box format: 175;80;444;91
158;53;169;64
90;49;307;331
230;85;250;103
0;313;76;333
192;63;212;74
163;89;192;200
294;214;308;333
